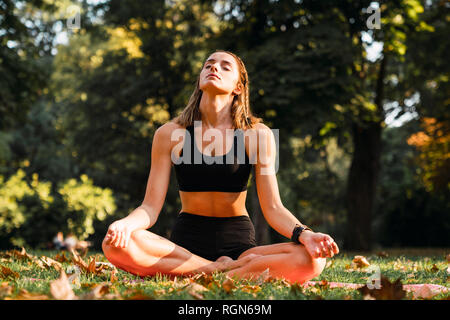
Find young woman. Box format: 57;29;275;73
102;50;339;283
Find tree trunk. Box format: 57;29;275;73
250;169;270;245
344;56;386;251
344;121;382;251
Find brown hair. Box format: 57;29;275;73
172;49;263;130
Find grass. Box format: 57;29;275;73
0;248;448;300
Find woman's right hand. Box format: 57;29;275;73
105;219;134;248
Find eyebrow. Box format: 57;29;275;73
205;58;233;67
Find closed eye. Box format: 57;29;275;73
205;65;231;71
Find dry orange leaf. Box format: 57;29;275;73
110;268;118;283
53;251;70;263
80;283;118;300
0;282;13;298
40;256;63;271
352;255;370;268
240;284;261;294
358;275;406;300
70;249;105;275
186;282;208;300
221;276;236;294
50;270;78;300
0;265;20;280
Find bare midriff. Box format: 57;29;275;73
179;190;250;218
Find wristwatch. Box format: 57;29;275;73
291;224;313;244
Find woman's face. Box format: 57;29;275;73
198;52;241;96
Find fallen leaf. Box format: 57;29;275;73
325;260;334;268
430;264;439;272
50;270;78;300
40;256;63;271
316;279;330;289
80;283;118;300
70;250;105;275
0;265;20;280
53;251;69;263
240;284;261;294
358;275;406;300
190;272;219;290
352;255;370;268
186;282;208;300
221;276;236;294
0;282;13;298
70;249;89;270
110;268;118;283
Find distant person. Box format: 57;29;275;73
53;232;66;250
64;233;78;251
102;50;339;282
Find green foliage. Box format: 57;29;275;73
0;169;116;248
375;121;450;247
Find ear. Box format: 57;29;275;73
232;82;242;96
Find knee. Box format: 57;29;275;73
129;229;147;242
291;249;327;279
102;235;129;263
309;257;327;278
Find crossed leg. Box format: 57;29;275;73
227;242;327;284
102;229;326;283
102;229;257;277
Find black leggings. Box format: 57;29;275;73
169;211;257;261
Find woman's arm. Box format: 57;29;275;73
106;123;175;247
252;123;339;258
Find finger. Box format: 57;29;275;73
117;231;124;248
120;231;128;248
320;241;330;257
123;232;131;248
331;241;339;254
104;233;112;244
113;231;122;247
314;247;321;258
109;228;117;241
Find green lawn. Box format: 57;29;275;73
0;248;448;300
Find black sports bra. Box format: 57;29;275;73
173;125;253;192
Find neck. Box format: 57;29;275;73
198;91;234;129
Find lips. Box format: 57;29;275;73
207;73;220;80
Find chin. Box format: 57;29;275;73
200;83;229;95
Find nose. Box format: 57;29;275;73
210;63;218;72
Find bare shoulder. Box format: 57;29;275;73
252;122;271;133
154;121;185;138
250;122;275;142
153;121;187;145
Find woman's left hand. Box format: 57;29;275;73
299;231;339;259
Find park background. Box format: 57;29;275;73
0;0;448;254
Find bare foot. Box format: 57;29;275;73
216;254;262;272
